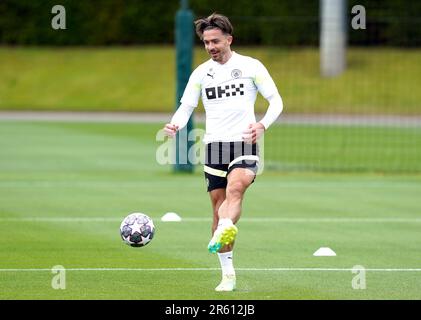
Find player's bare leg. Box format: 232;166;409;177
219;167;255;223
210;188;226;234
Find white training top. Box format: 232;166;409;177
178;51;282;143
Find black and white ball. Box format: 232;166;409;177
120;213;155;247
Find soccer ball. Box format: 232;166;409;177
120;213;155;247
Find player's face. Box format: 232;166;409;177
202;28;233;63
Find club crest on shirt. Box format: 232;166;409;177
231;69;242;79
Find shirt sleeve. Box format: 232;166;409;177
259;93;283;129
170;103;195;130
180;66;202;107
253;59;279;99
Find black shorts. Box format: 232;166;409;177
204;141;259;192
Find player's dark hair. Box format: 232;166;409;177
194;13;233;39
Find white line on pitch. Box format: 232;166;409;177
0;217;421;223
0;182;419;188
0;267;421;272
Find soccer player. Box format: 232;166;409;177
163;13;283;291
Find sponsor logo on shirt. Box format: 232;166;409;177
205;83;244;100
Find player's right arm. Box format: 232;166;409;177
163;103;195;137
163;67;203;138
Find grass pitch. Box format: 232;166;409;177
0;121;421;299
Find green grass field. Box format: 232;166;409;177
1;120;421;299
1;46;421;114
266;124;421;172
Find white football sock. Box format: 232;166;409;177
217;251;235;277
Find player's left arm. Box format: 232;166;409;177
259;92;283;130
243;60;284;144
